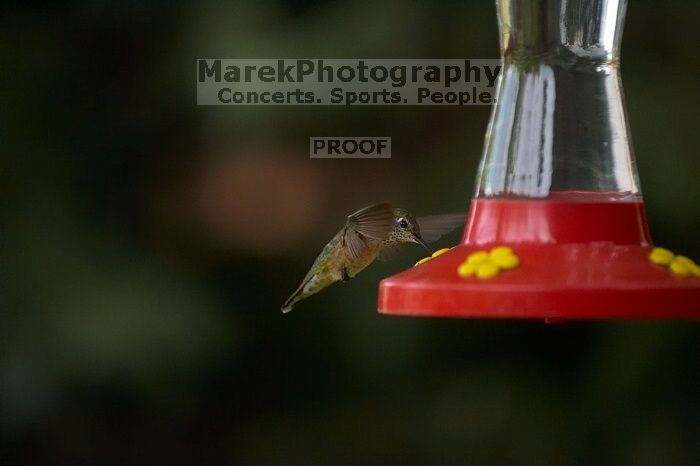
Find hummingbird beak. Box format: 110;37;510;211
413;234;432;253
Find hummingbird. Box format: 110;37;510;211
281;203;465;313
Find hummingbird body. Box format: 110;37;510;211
281;228;384;312
281;203;465;313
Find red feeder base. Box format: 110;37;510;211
378;197;700;320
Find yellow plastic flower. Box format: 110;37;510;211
457;245;520;280
649;246;699;279
457;262;477;277
670;261;692;277
432;248;451;258
415;247;454;266
476;262;500;279
415;257;431;266
466;251;490;265
648;247;674;266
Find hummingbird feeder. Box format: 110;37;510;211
378;0;700;321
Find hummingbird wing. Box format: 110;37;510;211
344;203;394;261
346;203;394;239
416;213;466;243
376;243;402;262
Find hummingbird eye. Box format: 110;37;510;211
398;218;408;229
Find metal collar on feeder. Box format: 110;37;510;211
378;0;700;321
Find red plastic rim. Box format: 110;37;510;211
378;198;700;320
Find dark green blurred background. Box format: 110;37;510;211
2;1;699;465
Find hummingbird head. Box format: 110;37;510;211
390;208;431;252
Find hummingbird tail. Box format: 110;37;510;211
281;297;295;313
281;272;331;313
281;282;306;313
